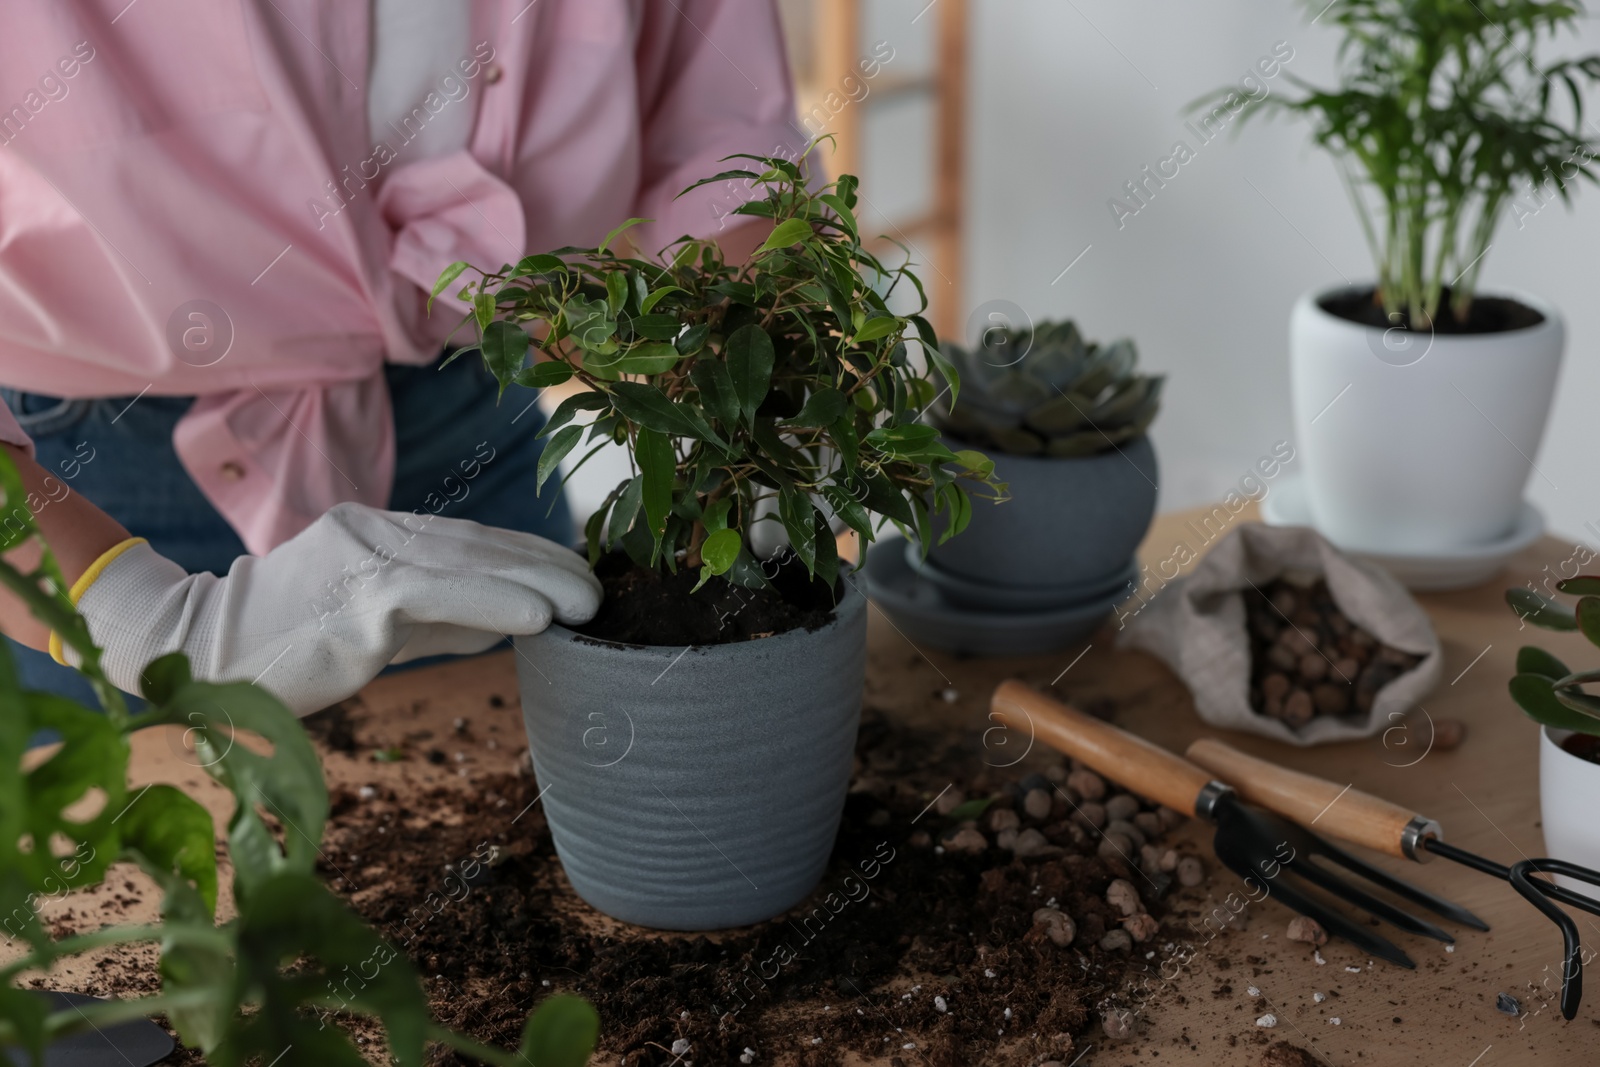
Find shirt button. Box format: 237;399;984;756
220;461;245;482
483;62;504;84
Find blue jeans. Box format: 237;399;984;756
3;352;571;707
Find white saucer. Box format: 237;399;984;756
1260;474;1544;591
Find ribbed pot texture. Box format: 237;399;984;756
927;434;1158;592
513;574;867;930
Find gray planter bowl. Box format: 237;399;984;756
928;434;1158;597
513;574;866;930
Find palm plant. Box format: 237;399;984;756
1217;0;1600;328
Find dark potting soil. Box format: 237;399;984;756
572;551;839;646
318;704;1203;1066
1560;732;1600;766
1319;287;1544;334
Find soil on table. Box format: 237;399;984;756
574;550;839;646
1560;732;1600;766
1319;287;1544;334
314;698;1213;1066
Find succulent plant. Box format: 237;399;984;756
929;320;1163;457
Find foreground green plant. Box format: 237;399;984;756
436;142;1000;589
1507;577;1600;735
0;451;596;1065
928;320;1162;458
1210;0;1600;327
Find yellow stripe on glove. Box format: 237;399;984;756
48;537;148;666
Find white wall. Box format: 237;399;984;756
558;1;1600;547
962;0;1600;544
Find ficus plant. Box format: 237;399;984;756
1209;0;1600;328
0;451;597;1065
1507;578;1600;736
434;143;1001;593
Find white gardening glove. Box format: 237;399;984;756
54;502;601;715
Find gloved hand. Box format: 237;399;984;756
54;502;602;715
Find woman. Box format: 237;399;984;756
0;0;802;713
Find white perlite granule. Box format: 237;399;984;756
1255;1014;1278;1028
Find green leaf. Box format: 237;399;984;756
726;325;775;425
605;271;628;315
219;872;429;1067
473;291;496;332
540;391;609;438
429;261;469;313
1517;646;1572;680
1578;597;1600;648
700;528;741;576
952;448;996;478
1557;576;1600;596
607;381;727;448
1510;673;1600;733
563;295;617;352
757;217;814;254
675;322;711;356
514;362;576;390
691;360;739;426
778;485;817;575
640;285;684;314
626;314;685;341
599;216;650;254
635;427;675;543
948;796;995;822
118;784;218;915
512;253;567;276
134;678;327;903
518;995;600;1067
1507;587;1578;631
784;387;847;428
822;483;872;539
536;425;583;493
865;424;943;458
609;476;644;545
853;315;903;344
481;320;530;394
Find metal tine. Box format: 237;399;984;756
1299;831;1484;927
1426;839;1600;921
1510;859;1588;1020
1286;853;1455;944
1225;854;1417;969
1307;832;1492;931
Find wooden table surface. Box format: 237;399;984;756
29;505;1600;1065
854;504;1600;1065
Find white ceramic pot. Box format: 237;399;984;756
1289;285;1563;554
1539;726;1600;904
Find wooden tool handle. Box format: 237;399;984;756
1185;737;1430;861
990;680;1216;816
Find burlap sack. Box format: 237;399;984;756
1118;523;1441;745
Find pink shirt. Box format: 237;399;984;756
0;1;800;554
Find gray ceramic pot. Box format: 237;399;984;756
513;575;866;930
928;434;1159;597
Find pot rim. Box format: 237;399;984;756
527;561;866;659
1294;282;1563;343
935;430;1154;465
1541;723;1600;770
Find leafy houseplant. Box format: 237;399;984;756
910;319;1162;615
1506;578;1600;901
0;453;598;1065
1218;0;1598;562
437;147;996;598
435;147;998;930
